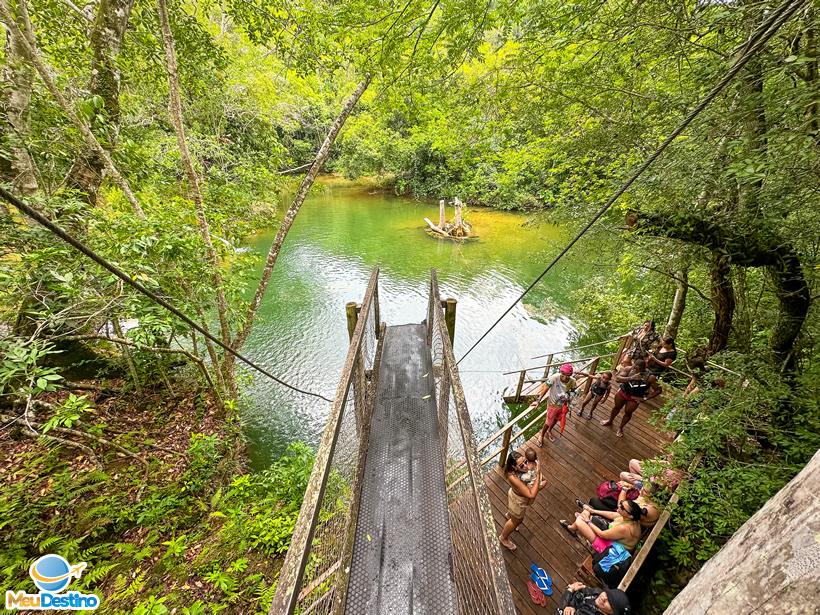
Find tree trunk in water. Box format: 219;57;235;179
707;252;734;356
438;199;445;227
156;0;234;393
664;449;820;614
664;268;688;339
65;0;136;202
0;0;146;219
1;0;38;195
230;75;372;355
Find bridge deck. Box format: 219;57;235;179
483;393;673;614
344;324;458;614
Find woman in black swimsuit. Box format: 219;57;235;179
647;337;677;377
601;360;661;437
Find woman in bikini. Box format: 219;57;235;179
647;336;677;378
560;499;645;553
601;359;661;437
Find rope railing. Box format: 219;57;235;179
269;268;382;615
427;270;517;615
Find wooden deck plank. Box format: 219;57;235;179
471;390;674;614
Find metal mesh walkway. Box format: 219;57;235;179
344;324;458;615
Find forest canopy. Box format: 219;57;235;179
1;0;818;613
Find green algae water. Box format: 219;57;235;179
242;180;602;467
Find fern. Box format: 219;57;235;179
110;569;146;602
37;535;64;552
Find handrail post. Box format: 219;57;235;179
442;297;457;344
613;335;630;369
497;425;512;469
514;370;526;403
542;353;553;380
345;302;358;341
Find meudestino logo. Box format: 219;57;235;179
5;554;101;610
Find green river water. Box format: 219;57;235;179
242;180;602;468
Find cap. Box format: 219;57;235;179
605;588;631;615
559;363;573;375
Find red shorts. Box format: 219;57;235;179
616;389;639;404
546;404;563;427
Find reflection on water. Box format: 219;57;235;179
241;180;594;468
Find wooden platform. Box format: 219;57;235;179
483;393;673;614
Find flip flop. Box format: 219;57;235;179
575;498;585;510
529;571;553;596
529;564;553;595
526;579;549;606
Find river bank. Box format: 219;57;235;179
0;379;295;614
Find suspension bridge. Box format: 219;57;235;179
269;268;675;614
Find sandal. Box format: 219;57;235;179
559;520;576;534
575;498;585;510
499;536;517;551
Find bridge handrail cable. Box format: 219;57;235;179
428;270;517;615
269;268;381;615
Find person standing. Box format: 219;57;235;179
535;363;578;445
601;359;661;437
499;451;542;550
629;320;660;360
578;371;612;419
647;336;677;378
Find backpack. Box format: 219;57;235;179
596;480;639;501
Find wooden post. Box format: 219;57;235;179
613;335;630;370
498;425;513;469
583;357;600;396
543;353;554;379
443;298;457;344
345;302;358;341
439;198;446;227
514;370;526;403
373;280;380;339
454;197;463;227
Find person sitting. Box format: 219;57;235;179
581;481;659;529
646;336;677;378
559;499;645;554
620;456;685;491
558;582;631;615
499;450;542;550
578;371;612;420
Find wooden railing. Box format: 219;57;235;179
428;270;517;615
445;336;631;490
269;268;382;615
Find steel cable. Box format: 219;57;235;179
0;186;333;402
457;0;807;365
